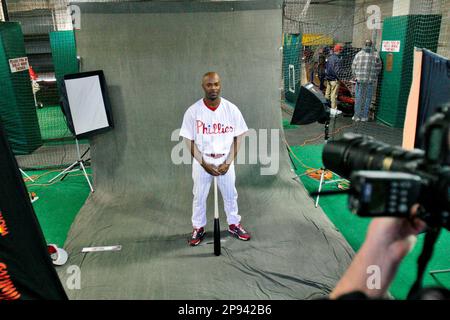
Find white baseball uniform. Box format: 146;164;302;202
180;97;248;228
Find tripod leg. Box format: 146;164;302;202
49;161;79;183
79;160;94;193
20;168;35;182
61;150;91;181
430;269;450;275
315;169;326;208
61;165;82;181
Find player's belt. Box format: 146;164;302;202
205;153;226;159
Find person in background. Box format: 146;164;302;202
313;47;327;91
351;39;382;122
324;44;343;116
303;46;314;83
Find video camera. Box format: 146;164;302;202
322;105;450;230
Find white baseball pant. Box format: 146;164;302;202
191;156;241;228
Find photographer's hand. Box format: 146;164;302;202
365;206;426;262
330;205;426;299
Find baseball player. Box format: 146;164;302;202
180;72;251;246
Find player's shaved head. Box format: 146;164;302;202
202;72;220;82
202;72;221;101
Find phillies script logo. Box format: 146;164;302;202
0;263;21;300
0;211;9;237
196;120;234;135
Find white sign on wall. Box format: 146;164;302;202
9;57;30;73
381;41;401;53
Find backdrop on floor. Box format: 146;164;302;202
0;120;67;300
59;0;353;299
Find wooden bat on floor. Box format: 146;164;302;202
213;177;221;256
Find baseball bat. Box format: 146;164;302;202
213;177;221;256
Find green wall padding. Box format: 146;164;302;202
49;30;79;92
377;15;442;128
0;22;42;155
283;33;302;103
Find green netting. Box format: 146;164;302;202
50;30;78;92
36;105;71;140
0;22;42;155
30;30;78;143
7;4;86;170
377;15;442;128
282;33;302;103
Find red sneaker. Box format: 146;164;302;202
189;227;205;246
228;224;251;241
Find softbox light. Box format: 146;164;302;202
61;70;114;138
291;83;329;125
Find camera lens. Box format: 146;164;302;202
323;133;424;178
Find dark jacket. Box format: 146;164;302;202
318;53;326;75
325;53;341;81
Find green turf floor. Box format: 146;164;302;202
289;144;450;299
24;168;92;247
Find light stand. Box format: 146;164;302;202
429;269;450;281
314;120;331;207
19;168;35;182
314;114;348;207
48;138;94;193
294;112;347;207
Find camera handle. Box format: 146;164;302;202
407;225;441;299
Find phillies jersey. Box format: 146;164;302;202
179;97;248;156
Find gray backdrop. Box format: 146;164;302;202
59;1;353;299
